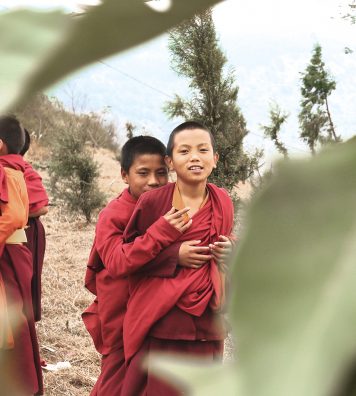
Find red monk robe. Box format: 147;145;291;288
83;188;184;396
121;182;234;396
0;160;43;395
0;154;48;322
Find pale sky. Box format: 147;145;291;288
1;0;355;161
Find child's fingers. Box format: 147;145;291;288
180;219;192;232
171;207;190;218
191;253;212;261
218;235;230;242
165;207;176;215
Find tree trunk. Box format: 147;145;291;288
325;97;337;141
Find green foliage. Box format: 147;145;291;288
261;103;289;159
0;0;222;114
15;93;119;152
49;128;106;222
165;9;262;191
299;44;340;154
342;3;356;24
125;122;136;140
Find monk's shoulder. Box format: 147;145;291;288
207;183;231;200
98;190;135;224
138;182;174;205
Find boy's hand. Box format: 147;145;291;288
178;240;212;269
209;235;233;271
164;207;192;233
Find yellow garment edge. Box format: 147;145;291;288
5;228;27;244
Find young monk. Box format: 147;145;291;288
20;129;49;322
83;136;211;395
121;121;234;395
0;115;43;395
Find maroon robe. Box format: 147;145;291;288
121;182;234;395
0;161;43;395
83;188;182;396
0;154;48;322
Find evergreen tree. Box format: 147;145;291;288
299;44;339;155
165;9;261;191
125;122;135;140
261;103;289;159
49;127;105;222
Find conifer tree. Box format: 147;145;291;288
165;9;261;191
261;103;289;159
299;44;339;155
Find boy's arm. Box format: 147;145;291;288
24;163;49;216
95;202;183;278
29;205;49;218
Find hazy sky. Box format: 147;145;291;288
1;0;355;161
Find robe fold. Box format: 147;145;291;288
0;162;43;395
123;182;233;362
83;188;182;395
121;182;233;395
0;154;48;322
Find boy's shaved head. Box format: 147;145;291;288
167;121;216;157
120;135;167;172
0;115;25;154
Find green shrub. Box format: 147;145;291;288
49;128;105;222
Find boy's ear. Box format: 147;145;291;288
213;152;219;169
121;169;129;184
165;155;174;171
0;139;7;155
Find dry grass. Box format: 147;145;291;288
38;207;99;395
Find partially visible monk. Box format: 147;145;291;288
0;115;43;395
83;136;210;396
122;121;234;396
4;128;49;322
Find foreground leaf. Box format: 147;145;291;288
149;355;238;396
0;0;222;112
230;140;356;396
0;10;69;111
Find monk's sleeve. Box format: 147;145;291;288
0;173;28;245
138;242;181;277
24;164;49;215
96;197;181;278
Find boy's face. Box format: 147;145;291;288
165;129;218;184
121;153;168;200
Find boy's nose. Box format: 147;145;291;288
147;175;159;186
190;152;200;160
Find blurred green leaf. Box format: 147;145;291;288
0;10;69;111
149;355;238;396
0;0;222;113
230;140;356;396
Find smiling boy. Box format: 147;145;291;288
83;135;211;395
121;121;234;395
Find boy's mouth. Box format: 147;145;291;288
188;165;203;171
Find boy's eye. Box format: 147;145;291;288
158;171;168;176
179;149;189;154
200;148;209;152
137;172;148;176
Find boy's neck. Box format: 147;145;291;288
176;179;207;200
